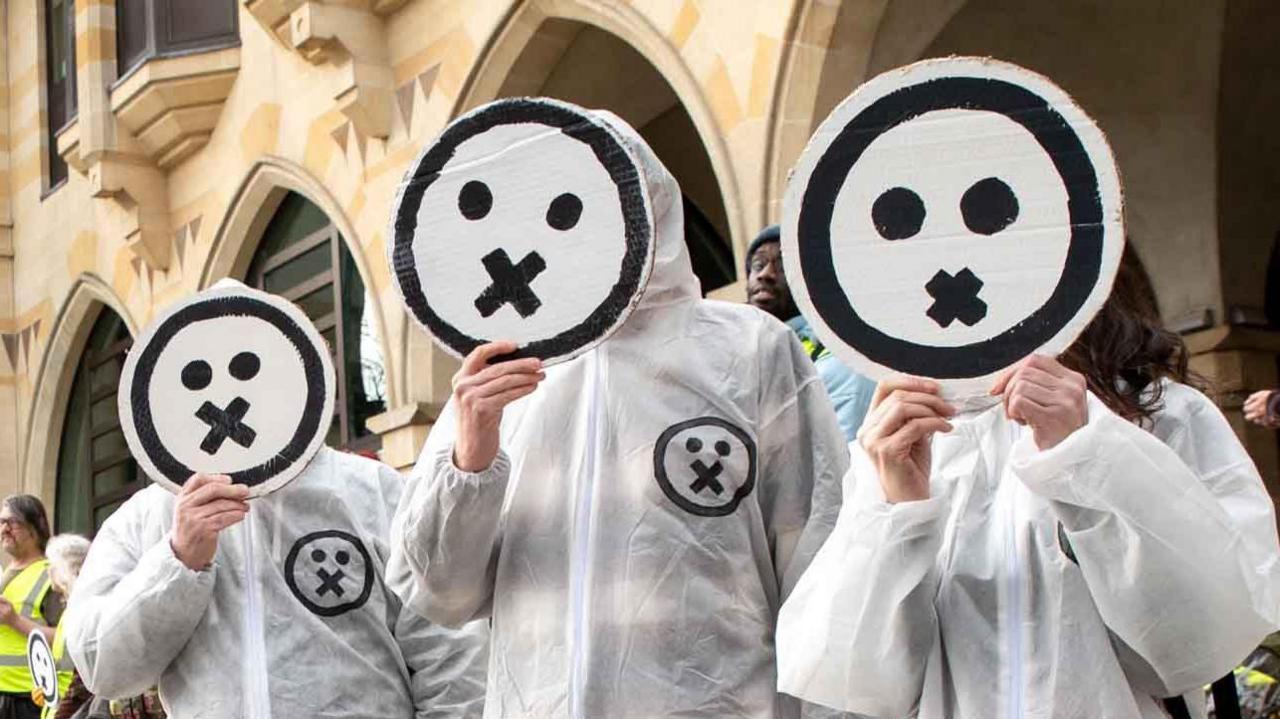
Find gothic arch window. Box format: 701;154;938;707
245;191;386;451
56;308;137;534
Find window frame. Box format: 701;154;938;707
43;0;78;194
246;199;385;453
115;0;240;82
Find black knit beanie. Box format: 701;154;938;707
744;224;781;274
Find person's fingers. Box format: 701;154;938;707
865;399;947;445
470;371;545;400
478;383;541;412
872;376;940;410
1005;366;1062;392
1006;377;1058;407
885;416;953;453
204;509;249;532
183;480;250;508
459;357;543;391
1007;389;1052;424
181;473;229;496
885;390;957;417
1025;353;1072;378
189;498;252;520
459;341;520;377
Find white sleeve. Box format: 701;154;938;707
1011;390;1280;695
61;500;215;699
777;443;949;717
389;402;510;628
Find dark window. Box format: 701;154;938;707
682;197;735;296
116;0;239;78
45;0;77;189
56;309;139;535
246;192;387;452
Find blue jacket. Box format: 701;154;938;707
787;315;877;442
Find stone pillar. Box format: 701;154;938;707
1186;326;1280;505
366;402;440;472
0;4;21;498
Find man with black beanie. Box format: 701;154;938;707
745;225;876;442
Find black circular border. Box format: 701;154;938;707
128;295;329;487
798;76;1107;378
653;417;757;517
26;631;57;705
392;98;653;361
283;529;375;618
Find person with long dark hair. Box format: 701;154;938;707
777;246;1280;717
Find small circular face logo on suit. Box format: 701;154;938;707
118;283;335;496
389;97;656;365
27;630;57;707
284;530;375;617
653;417;757;517
782;57;1124;395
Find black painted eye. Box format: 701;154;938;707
871;187;926;240
961;177;1019;235
685;437;703;453
228;351;260;381
458;180;493;221
311;549;326;562
714;440;731;457
335;551;350;565
181;360;212;391
546;192;583;231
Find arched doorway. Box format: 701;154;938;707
55;307;137;535
243;191;387;452
474;18;737;295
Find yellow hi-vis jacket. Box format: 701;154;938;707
0;560;52;692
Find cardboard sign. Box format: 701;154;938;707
389;97;655;364
782;57;1124;396
119;282;335;496
27;630;57;708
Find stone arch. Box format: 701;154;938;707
454;0;747;274
203;156;399;407
765;0;967;221
21;276;137;504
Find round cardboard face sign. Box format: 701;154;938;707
783;57;1124;395
389;97;656;364
27;630;57;707
119;284;335;496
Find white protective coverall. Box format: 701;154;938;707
63;447;489;718
777;382;1280;718
388;113;850;719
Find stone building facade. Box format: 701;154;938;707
0;0;1277;534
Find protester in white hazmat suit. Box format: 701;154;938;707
388;112;849;718
60;434;488;711
776;248;1280;718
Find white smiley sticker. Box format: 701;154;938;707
389;97;655;364
119;283;335;496
783;57;1124;395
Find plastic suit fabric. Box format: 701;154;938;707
62;447;489;718
777;382;1280;718
388;112;851;719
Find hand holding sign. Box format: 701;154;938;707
170;473;250;571
452;342;545;472
990;355;1088;450
858;378;955;503
27;630;57;709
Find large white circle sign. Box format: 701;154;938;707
783;57;1124;396
389;97;656;364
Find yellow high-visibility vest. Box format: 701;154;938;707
0;560;52;692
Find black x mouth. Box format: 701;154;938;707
316;567;346;597
194;397;256;454
688;459;725;496
925;268;988;328
474;248;547;318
